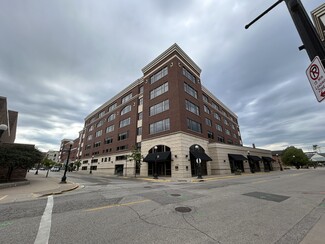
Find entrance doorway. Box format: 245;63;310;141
115;164;124;176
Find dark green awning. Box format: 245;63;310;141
143;151;171;163
190;151;212;161
248;155;262;162
228;154;248;161
262;156;275;162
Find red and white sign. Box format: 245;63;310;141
306;56;325;102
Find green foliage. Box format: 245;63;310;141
42;158;56;169
0;144;43;169
74;160;81;170
281;146;309;168
127;147;142;176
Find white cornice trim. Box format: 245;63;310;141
142;43;201;75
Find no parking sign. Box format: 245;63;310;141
306;56;325;102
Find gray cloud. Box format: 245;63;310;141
0;0;324;152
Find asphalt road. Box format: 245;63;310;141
1;169;325;244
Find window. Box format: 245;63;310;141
106;125;115;133
118;131;129;141
217;136;225;143
233;133;237;139
205;118;212;126
96;120;104;128
116;155;127;161
204;105;210;114
185;100;199;115
95;130;102;137
139;86;144;94
150;118;170;134
117;145;128;151
94;141;101;148
108;103;117;112
217;124;223;132
89;125;94;132
137;127;142;135
187;118;202;133
214;113;221;120
225;129;230;135
104;137;113;144
120;117;131;128
208;131;214;139
87;135;93;141
227;139;233;144
184;83;197;98
150;82;168;99
107;113;116;122
224;119;228;125
231;123;235;130
121;105;131;115
211;102;219;110
85;144;91;150
150;100;169;116
138;112;143;120
202;94;208;103
98;111;105;118
138;97;143;105
182;67;196;83
150;67;168;84
122;93;132;104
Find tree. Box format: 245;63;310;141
74;160;81;171
127;147;142;177
42;157;56;177
0;143;43;181
281;146;309;168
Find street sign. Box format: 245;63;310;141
306;56;325;102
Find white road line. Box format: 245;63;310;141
34;196;53;244
0;195;8;201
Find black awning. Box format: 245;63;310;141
190;151;212;161
248;155;262;162
262;156;275;162
143;151;171;163
228;154;248;161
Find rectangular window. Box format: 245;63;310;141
185;100;199;115
122;93;132;104
227;139;233;144
224;119;228;125
118;131;129;141
182;67;196;83
96;120;104;128
217;124;223;132
233;133;237;139
225;129;230;135
139;86;144;94
205;118;212;126
137;127;142;135
204;105;210;114
149;118;170;134
117;145;128;151
138;97;143;105
106;125;115;133
150;67;168;84
95;130;102;137
214;113;221;120
202;94;208;103
211;102;219;110
138;112;143;120
94;141;101;147
217;136;225;143
89;125;94;132
208;131;214;139
187;118;202;133
150;82;168;99
98;111;105;118
104;137;113;144
184;83;197;98
85;144;91;150
87;135;93;141
108;103;117;112
150;100;169;116
116;155;127;161
120;117;131;128
121;105;131;115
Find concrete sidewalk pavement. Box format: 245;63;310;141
0;171;79;204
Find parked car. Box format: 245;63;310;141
50;166;60;172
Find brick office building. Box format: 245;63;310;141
77;44;277;178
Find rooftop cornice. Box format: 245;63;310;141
142;43;201;75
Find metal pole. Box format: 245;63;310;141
90;156;93;174
61;144;72;183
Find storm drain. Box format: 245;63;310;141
243;191;290;203
175;207;192;213
170;194;181;197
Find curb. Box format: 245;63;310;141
33;183;80;198
0;180;30;189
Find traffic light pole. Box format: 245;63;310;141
246;0;325;67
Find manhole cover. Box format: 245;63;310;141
170;194;181;197
175;207;192;213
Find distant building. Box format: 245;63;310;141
0;96;18;143
311;3;325;44
45;150;60;163
74;44;276;178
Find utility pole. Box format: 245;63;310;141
246;0;325;67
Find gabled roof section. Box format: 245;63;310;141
142;43;201;75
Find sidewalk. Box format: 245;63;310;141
0;171;79;204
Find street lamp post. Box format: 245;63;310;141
90;156;94;174
195;145;203;179
153;146;158;179
0;124;8;143
61;141;73;183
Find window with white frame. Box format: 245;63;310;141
89;125;94;132
106;125;114;133
98;111;105;118
204;105;210;114
214;113;221;120
95;130;102;137
224;119;228;125
122;93;132;104
225;129;230;135
149;118;170;134
108;103;117;112
185;100;199;115
150;82;168;99
205;118;212;126
120;105;131;115
187;118;202;133
217;124;223;132
184;82;197;98
96;120;104;128
182;67;196;83
107;113;116;122
150;100;169;116
120;117;131;128
150;67;168;84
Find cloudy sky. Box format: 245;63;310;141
1;0;324;153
